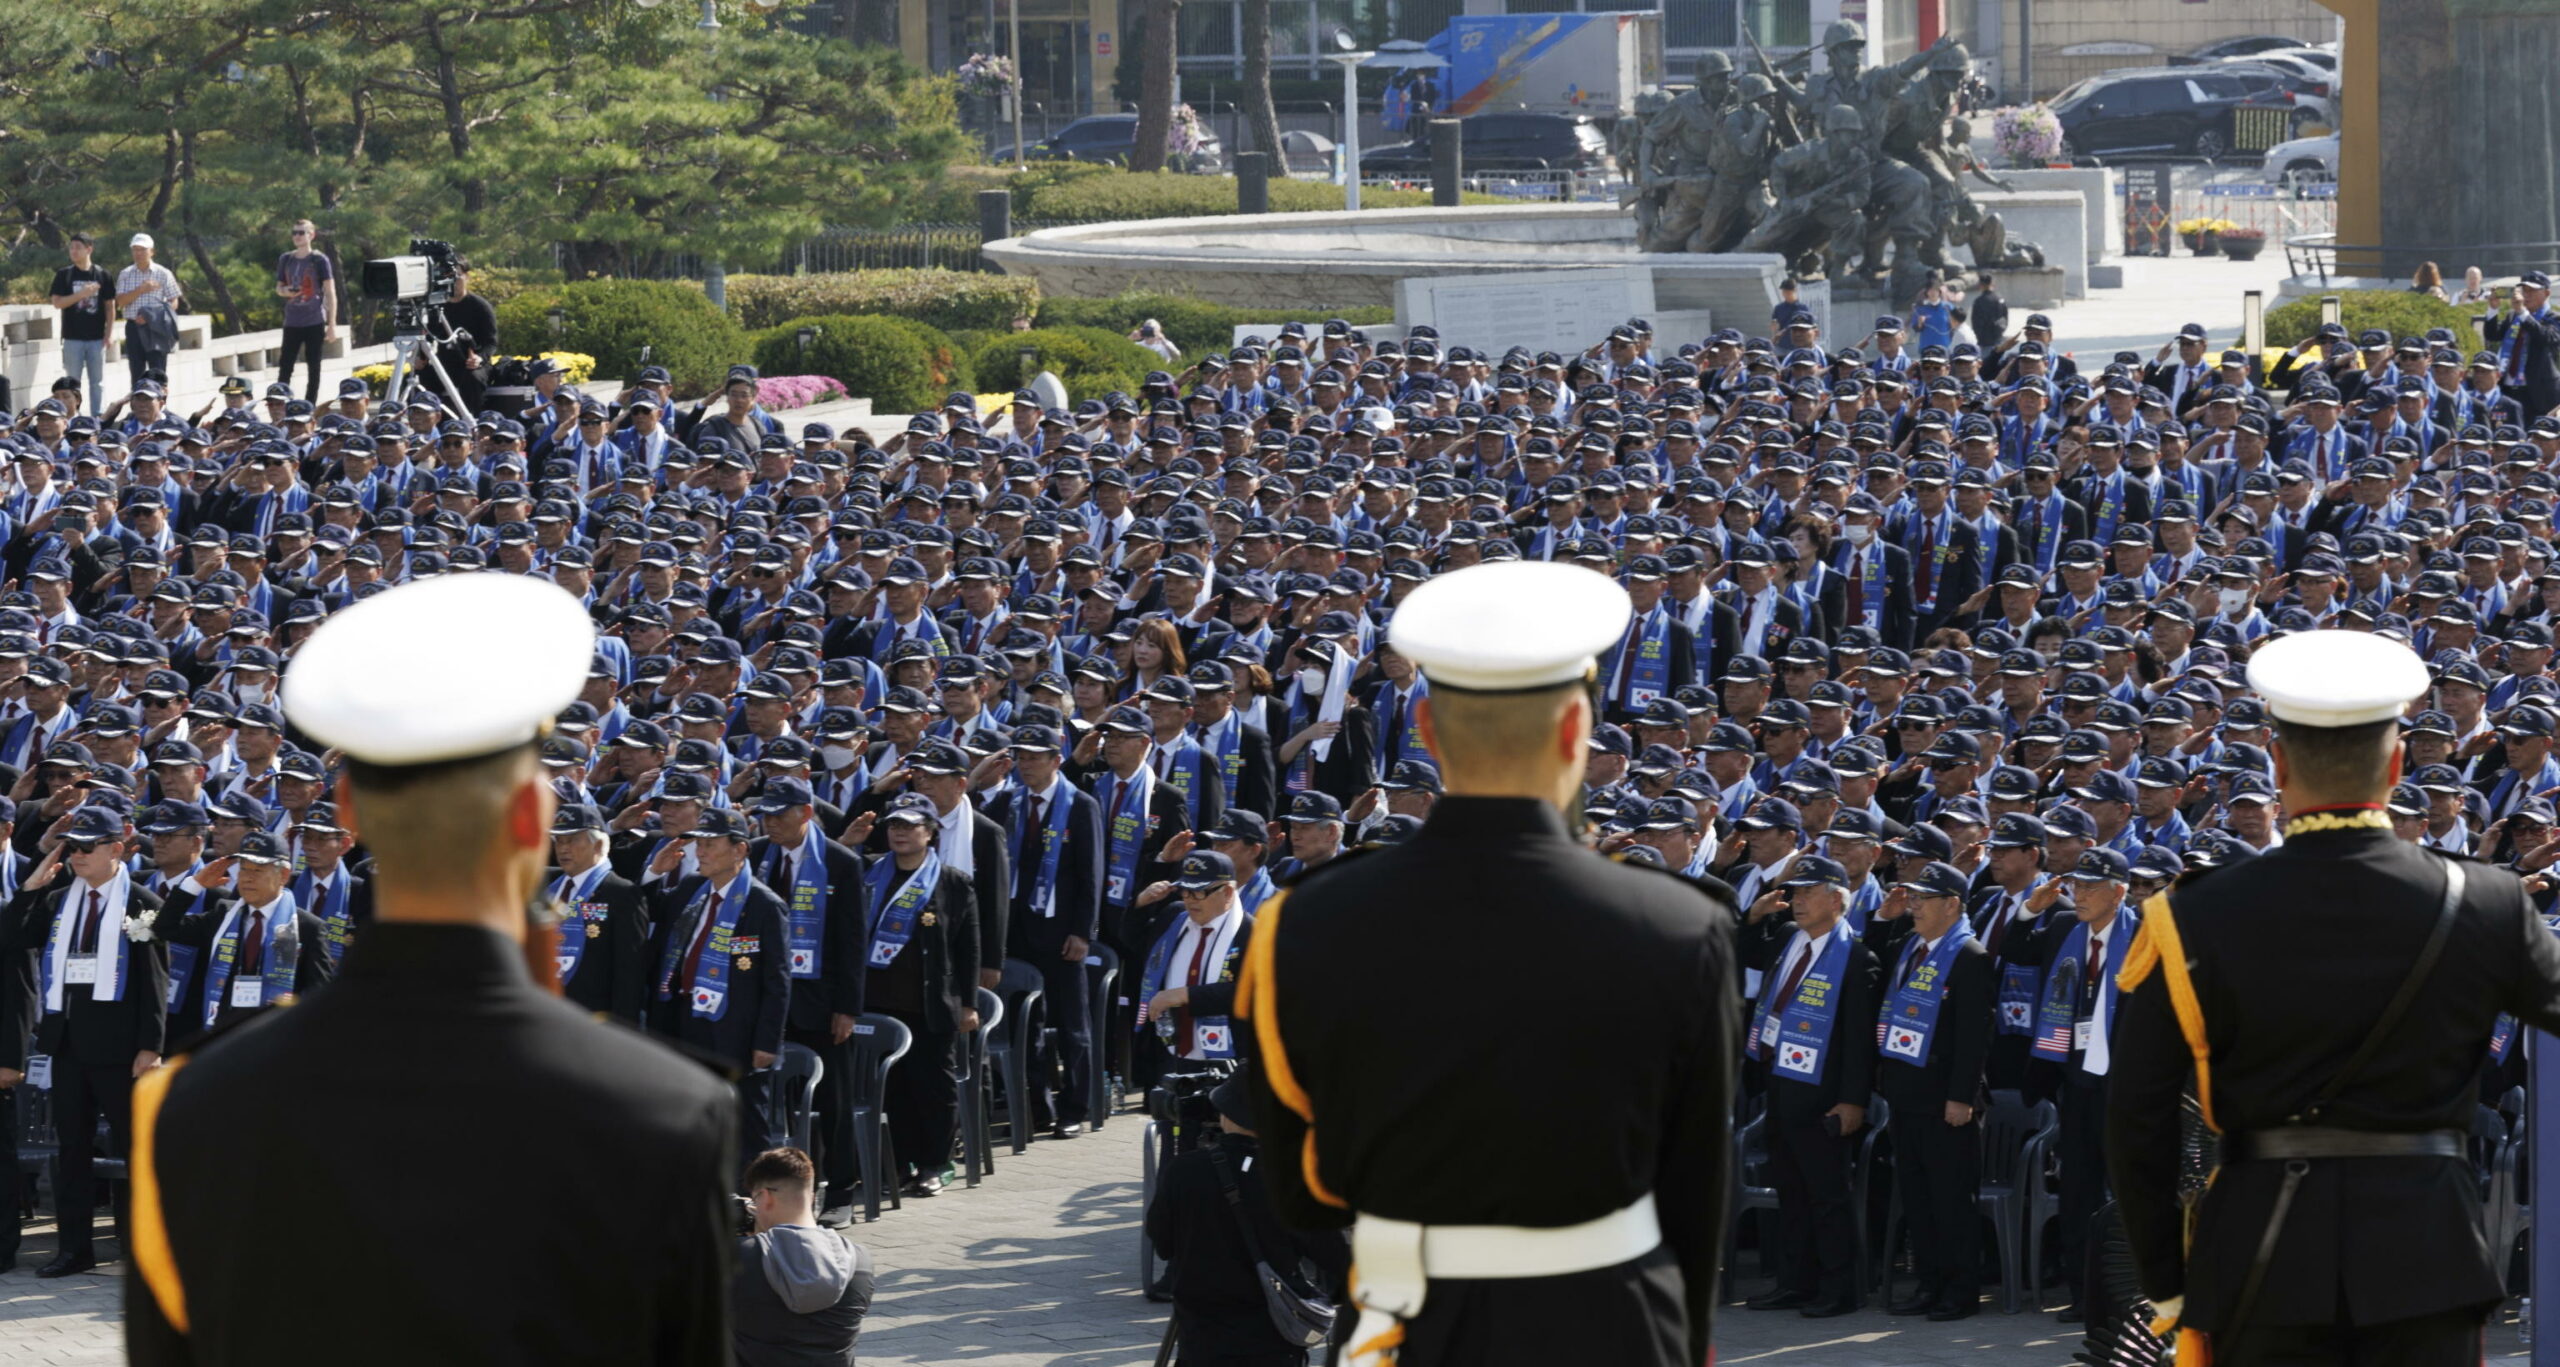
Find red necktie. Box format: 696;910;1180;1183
1899;937;1926;990
1738;594;1757;648
679;891;717;988
1774;936;1817;1013
1173;925;1215;1053
2084;934;2106;997
74;889;103;953
236;906;267;985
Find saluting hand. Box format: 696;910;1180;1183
1162;829;1196;862
24;844;65;891
842;812;879;846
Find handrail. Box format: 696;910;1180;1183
2285;232;2559;285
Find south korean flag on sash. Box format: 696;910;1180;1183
1777;1040;1821;1079
1198;1023;1232;1055
2000;1000;2033;1030
790;947;815;975
692;985;724;1015
1885;1024;1926;1061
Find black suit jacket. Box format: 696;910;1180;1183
1;880;169;1065
2110;831;2560;1332
645;874;791;1067
841;800;1011;977
747;835;869;1030
862;856;980;1036
550;868;655;1025
1829;541;1917;651
1739;917;1881;1112
2485;305;2560;419
1223;721;1282;821
982;782;1107;956
1864;919;1994;1111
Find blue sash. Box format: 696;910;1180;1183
296;866;356;966
863;852;942;968
545;865;609;983
1878;922;1974;1069
201;892;300;1028
1136;911;1251;1059
1850;543;1886;628
2094;471;2126;545
2024;491;2065;572
764;831;832;979
1750;929;1856;1088
1374;683;1427;767
2031;913;2134;1062
655;870;750;1021
1237;866;1278;916
1156;736;1216;828
1011;781;1075;916
1095;768;1151;904
1995;905;2045;1036
1844;876;1883;934
1200;713;1247;797
1616;608;1673;709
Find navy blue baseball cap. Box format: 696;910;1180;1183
1904;860;1971;900
2069;848;2131;883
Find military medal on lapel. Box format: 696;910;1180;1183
921;911;937;927
585;923;602;939
735;956;752;971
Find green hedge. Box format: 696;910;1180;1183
750;314;959;415
969;326;1165;403
1035;292;1393;359
2264;290;2485;355
494;280;745;395
722;269;1041;333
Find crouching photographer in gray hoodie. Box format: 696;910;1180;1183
736;1147;876;1366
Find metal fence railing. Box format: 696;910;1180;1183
627;221;1078;281
2285;234;2560;286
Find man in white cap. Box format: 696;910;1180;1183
111;232;182;390
125;575;738;1365
2110;629;2560;1366
1238;560;1739;1367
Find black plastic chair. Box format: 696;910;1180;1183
1849;1093;1891;1305
773;1042;825;1156
991;958;1046;1154
1878;1091;2055;1314
848;1013;913;1223
959;988;1003;1188
1087;942;1121;1125
1720;1106;1780;1298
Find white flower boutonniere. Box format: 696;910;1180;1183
124;910;159;943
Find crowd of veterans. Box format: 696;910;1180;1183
0;258;2557;1335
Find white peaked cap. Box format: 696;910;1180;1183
1388;561;1633;692
283;574;596;765
2244;630;2431;728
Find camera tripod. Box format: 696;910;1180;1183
381;302;474;421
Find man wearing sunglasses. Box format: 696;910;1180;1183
272;220;336;406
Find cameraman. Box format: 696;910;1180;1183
1145;1066;1348;1367
734;1147;875;1367
432;258;497;415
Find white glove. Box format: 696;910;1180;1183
2151;1294;2184;1326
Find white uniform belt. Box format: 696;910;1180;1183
1347;1193;1660;1362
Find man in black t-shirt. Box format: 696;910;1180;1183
46;233;114;414
429;261;498;416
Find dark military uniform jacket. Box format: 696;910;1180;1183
2109;821;2560;1335
1239;797;1740;1367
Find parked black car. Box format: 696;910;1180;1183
997;114;1225;170
2048;68;2272;161
1360;113;1613;177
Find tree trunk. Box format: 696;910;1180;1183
1242;0;1281;161
1129;0;1181;172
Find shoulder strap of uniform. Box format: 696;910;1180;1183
2116;889;2219;1133
129;1055;192;1334
1232;889;1346;1211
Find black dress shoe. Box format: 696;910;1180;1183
901;1173;943;1198
2055;1304;2085;1325
1928;1301;1978;1322
1799;1297;1858;1319
36;1253;96;1279
1744;1288;1813;1311
1053;1121;1085;1139
1887;1292;1937;1316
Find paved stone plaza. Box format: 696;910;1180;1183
1;1107;2531;1364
